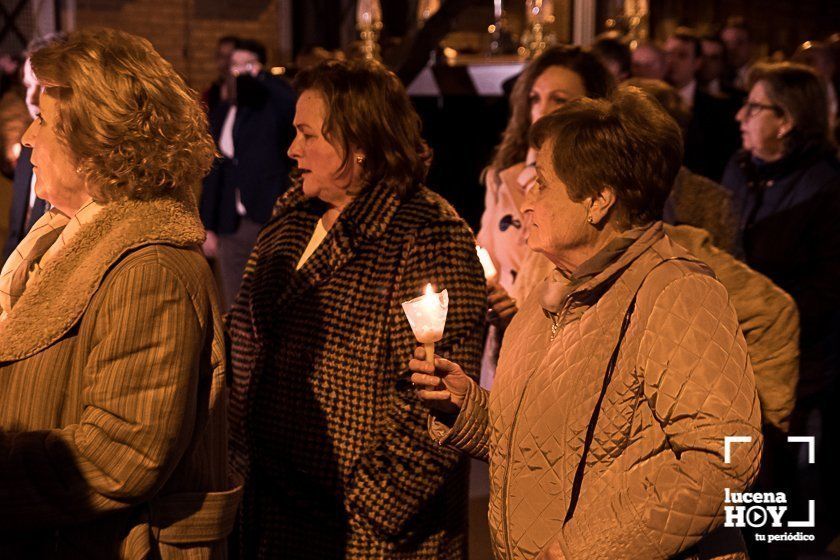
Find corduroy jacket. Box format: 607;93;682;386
0;195;240;559
228;181;487;559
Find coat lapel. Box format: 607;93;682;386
249;181;402;341
0;195;205;362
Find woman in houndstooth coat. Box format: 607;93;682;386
227;59;486;559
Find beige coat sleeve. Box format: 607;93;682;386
0;259;205;527
550;274;763;559
709;249;799;432
428;378;491;461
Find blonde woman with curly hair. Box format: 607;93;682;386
0;28;240;558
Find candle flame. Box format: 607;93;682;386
424;283;435;296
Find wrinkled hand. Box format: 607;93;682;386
203;230;219;258
409;346;472;415
487;281;517;331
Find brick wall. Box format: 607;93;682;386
72;0;286;93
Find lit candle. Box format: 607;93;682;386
402;283;449;368
356;0;382;26
476;245;498;282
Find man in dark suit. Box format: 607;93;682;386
3;33;66;261
199;38;296;307
665;29;740;181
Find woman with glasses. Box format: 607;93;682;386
722;61;840;552
477;46;614;389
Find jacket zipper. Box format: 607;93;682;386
500;298;572;559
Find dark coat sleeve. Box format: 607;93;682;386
344;216;486;538
199;157;224;233
0;257;206;527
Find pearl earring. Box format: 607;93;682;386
355;154;365;165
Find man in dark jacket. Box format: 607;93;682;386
665;29;740;181
199;38;296;307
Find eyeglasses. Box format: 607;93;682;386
742;101;783;119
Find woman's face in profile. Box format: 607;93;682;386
521;139;595;265
21;91;89;215
736;81;790;161
288;89;355;208
529;65;587;125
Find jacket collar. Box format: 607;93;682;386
250;180;403;339
0;195;205;362
272;178;403;249
737;141;829;184
538;222;665;315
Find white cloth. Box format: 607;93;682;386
295;218;328;270
678;79;697;109
218;106;248;217
28;173;37;210
219;106;237;159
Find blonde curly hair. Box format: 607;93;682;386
30;28;215;202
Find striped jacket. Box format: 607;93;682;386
0;195;240;558
228;181;486;559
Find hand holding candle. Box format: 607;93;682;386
402;283;448;368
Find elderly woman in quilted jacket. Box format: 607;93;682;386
411;88;763;560
227;59;486;559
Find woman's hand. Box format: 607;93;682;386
487;280;517;331
203;231;219;258
409;346;472;415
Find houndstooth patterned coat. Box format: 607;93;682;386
228;180;486;559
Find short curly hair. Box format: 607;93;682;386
30;28;215;202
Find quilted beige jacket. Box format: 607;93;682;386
514;224;799;433
431;223;763;559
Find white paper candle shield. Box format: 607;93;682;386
476;245;498;281
402;284;449;343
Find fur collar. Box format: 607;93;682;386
0;196;205;362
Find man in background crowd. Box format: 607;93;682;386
199;38;296;308
203;35;238;115
631;40;668;80
592;32;631;82
721;16;755;91
665;28;740;180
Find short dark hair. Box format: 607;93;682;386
623;77;691;134
235;38;267;65
529;87;683;228
747;62;832;154
218;35;238;46
293;59;432;198
671;27;702;59
592;33;632;79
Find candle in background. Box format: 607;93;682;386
476;245;498;282
402;283;449;367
